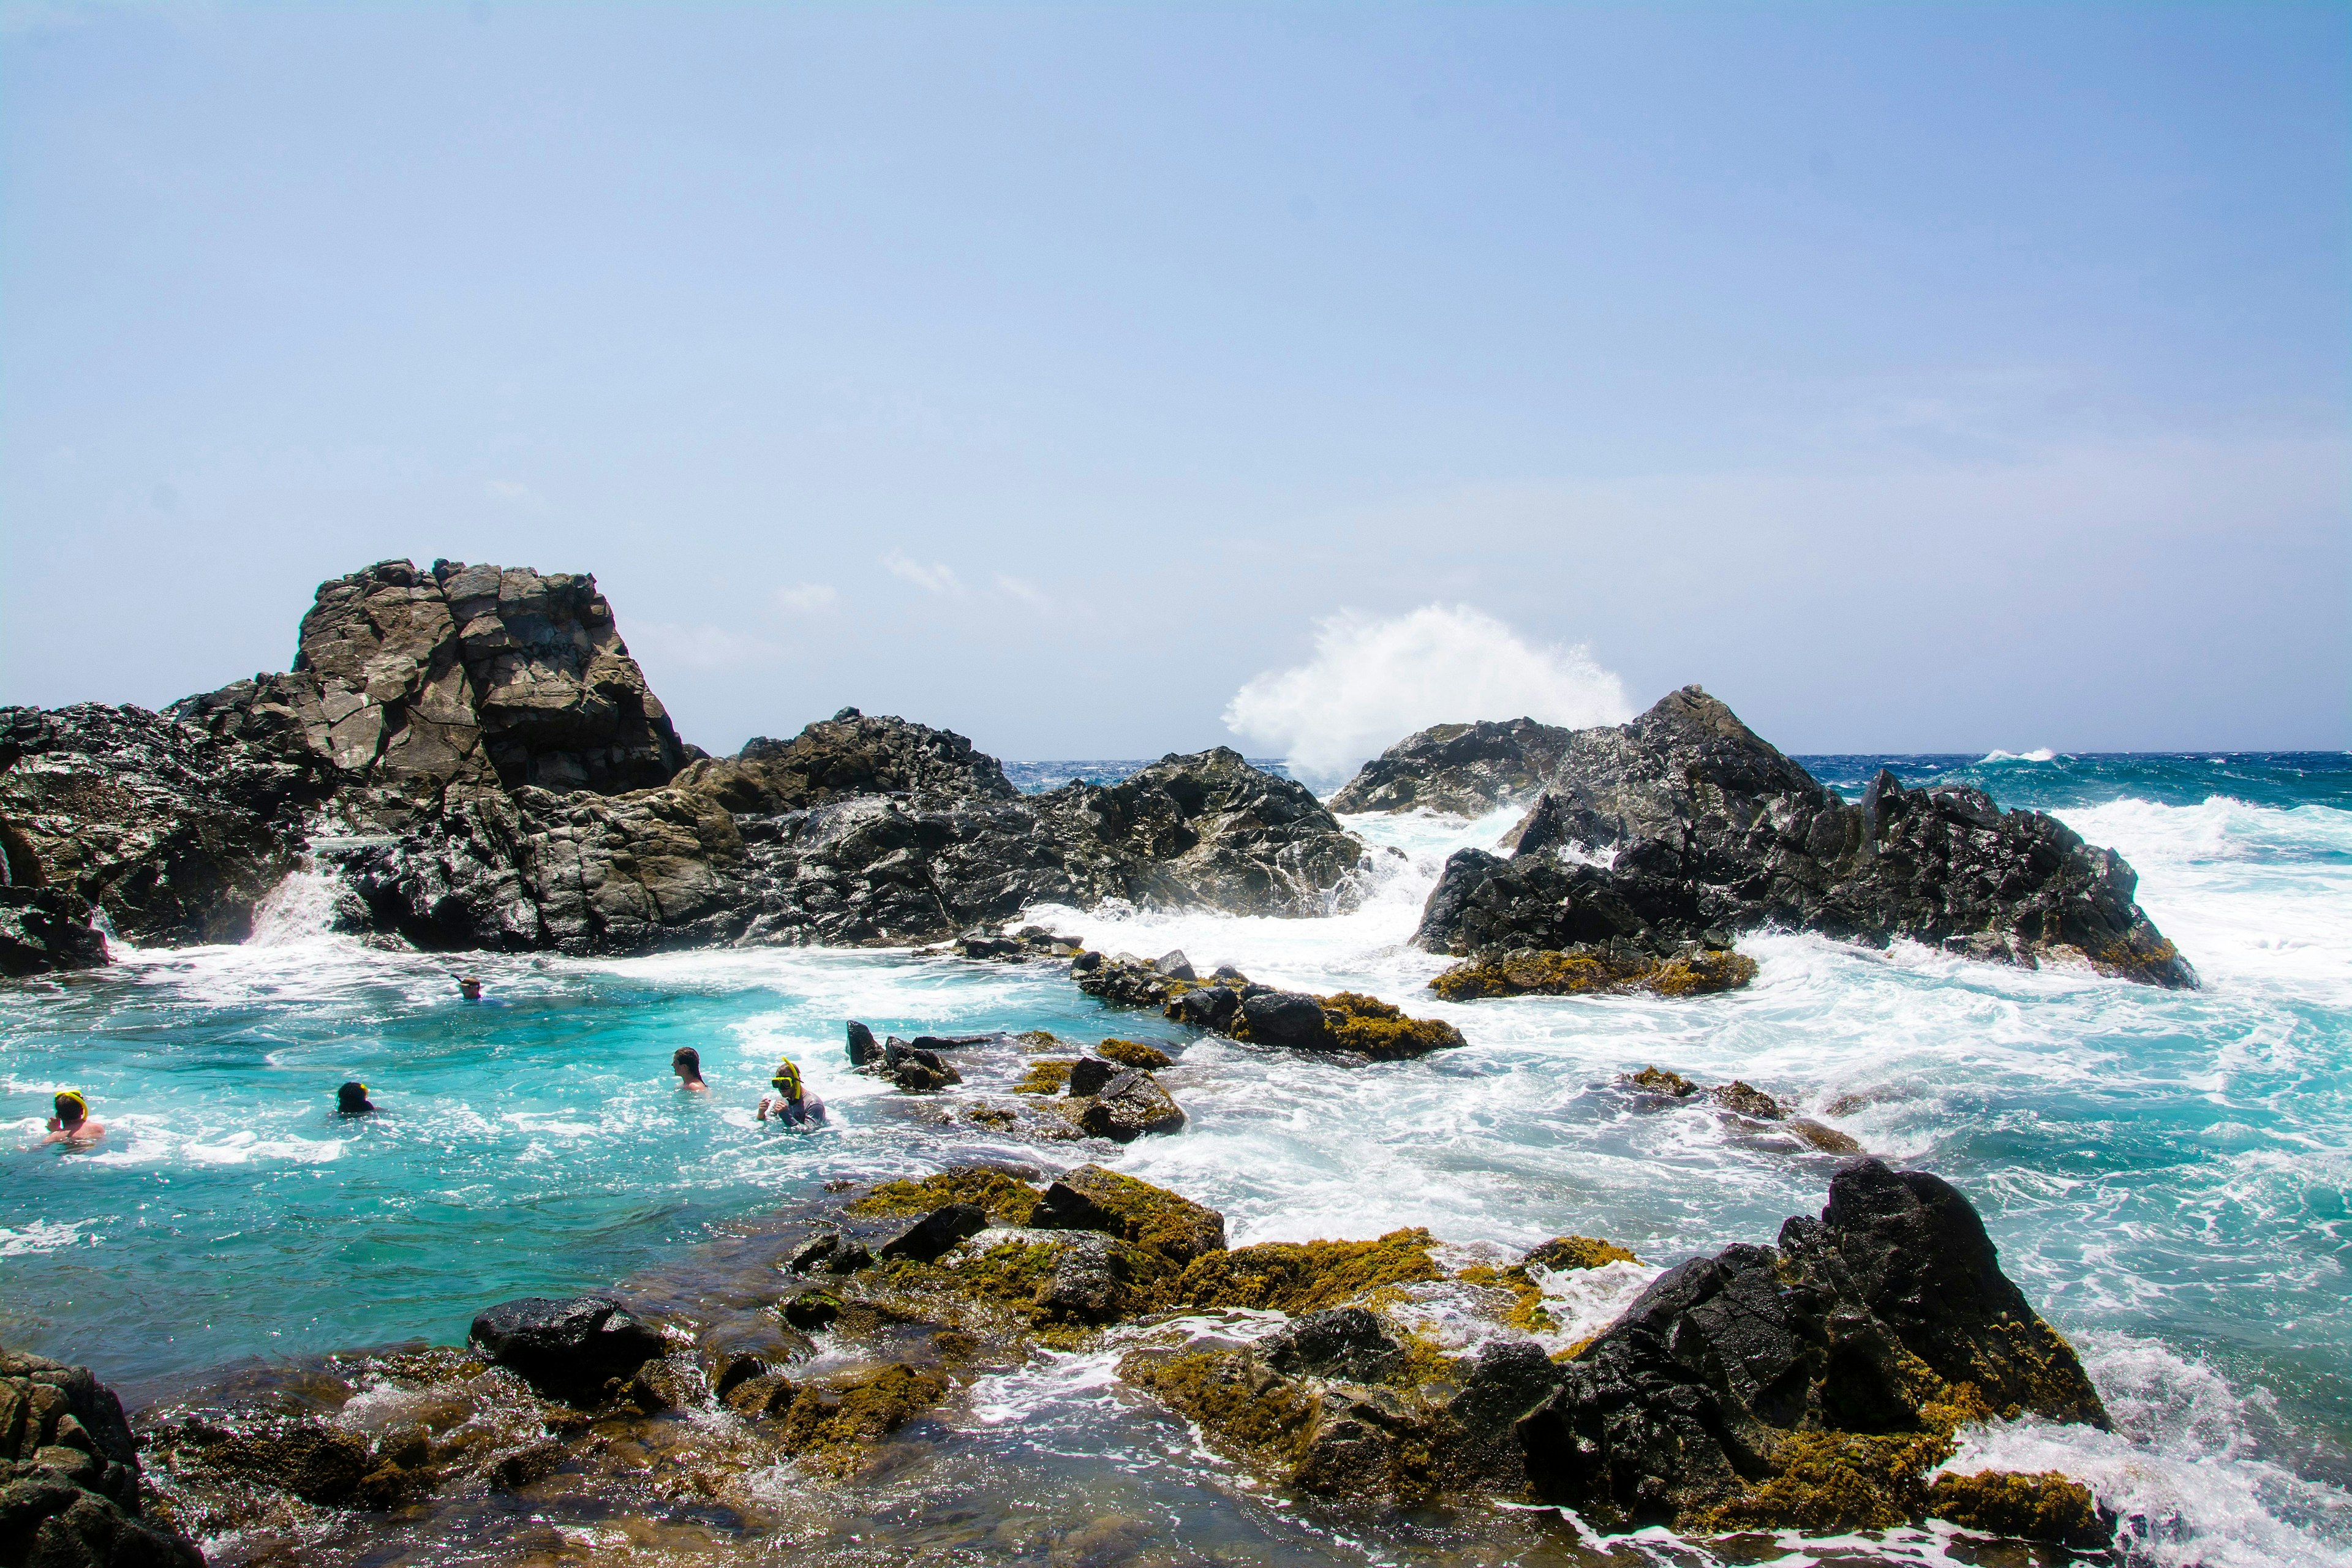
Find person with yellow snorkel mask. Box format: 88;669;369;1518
757;1055;826;1127
40;1089;106;1146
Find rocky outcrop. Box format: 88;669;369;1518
179;558;684;804
2;562;1371;968
0;888;108;977
0;702;334;947
1328;717;1579;816
1402;687;2191;987
1516;1158;2107;1532
469;1296;669;1401
1;1345;204;1567
1074;951;1465;1060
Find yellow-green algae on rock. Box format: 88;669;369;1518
1431;946;1757;1001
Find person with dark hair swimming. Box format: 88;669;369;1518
458;975;483;1001
758;1055;826;1126
672;1047;710;1093
337;1082;375;1116
40;1090;105;1147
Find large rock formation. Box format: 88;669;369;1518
1328;717;1579;816
1;1344;204;1567
0;562;1366;968
1393;687;2190;987
0;702;334;948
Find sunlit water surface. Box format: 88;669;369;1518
4;752;2347;1567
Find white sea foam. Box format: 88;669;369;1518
0;1218;97;1256
246;867;343;946
1980;747;2060;763
1223;606;1631;786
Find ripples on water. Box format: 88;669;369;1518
2;753;2347;1566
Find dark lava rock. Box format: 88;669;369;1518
0;887;108;978
1330;717;1580;816
1516;1157;2108;1532
1262;1308;1408;1384
1238;990;1329;1046
0;701;335;951
151;1413;371;1506
876;1205;989;1264
780;1291;844;1332
1067;1057;1122;1098
1403;686;2192;987
1;1345;203;1567
468;1296;666;1400
845;1021;881;1066
1066;1069;1186;1142
674;706;1019;813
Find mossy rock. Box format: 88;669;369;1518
1118;1348;1320;1471
1626;1065;1697;1097
1014;1029;1061;1049
775;1363;952;1472
1178;1229;1441;1314
1035;1164;1226;1266
1319;992;1467;1058
1453;1263;1553;1333
1013;1060;1076;1096
1430;948;1756;1001
1926;1468;2106;1545
1522;1235;1640;1271
847;1166;1042;1224
1096;1038;1172;1069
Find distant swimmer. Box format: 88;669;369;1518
758;1056;827;1126
673;1047;710;1094
41;1090;105;1147
458;975;483;1001
337;1081;376;1116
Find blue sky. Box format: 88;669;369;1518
3;2;2345;763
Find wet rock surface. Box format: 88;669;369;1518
1074;951;1466;1061
1;1345;202;1567
1381;686;2190;987
1329;717;1581;816
123;1156;2113;1562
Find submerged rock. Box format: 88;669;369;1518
1379;687;2190;987
1;1344;203;1567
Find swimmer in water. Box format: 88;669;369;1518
337;1081;375;1116
41;1090;105;1147
458;975;483;1001
672;1047;710;1093
758;1056;827;1126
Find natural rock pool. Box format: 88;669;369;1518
6;754;2348;1566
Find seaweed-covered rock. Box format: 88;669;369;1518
1926;1468;2111;1546
1430;946;1757;1000
1030;1165;1227;1265
1231;990;1466;1060
1516;1158;2106;1532
1404;687;2190;987
1061;1069;1186;1142
468;1296;666;1400
1177;1230;1443;1314
0;1345;203;1567
876;1205;990;1263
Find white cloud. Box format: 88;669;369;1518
993;573;1049;606
484;478;537;503
775;582;839;614
883;549;963;595
1223;604;1631;786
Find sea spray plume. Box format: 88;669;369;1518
1222;605;1631;788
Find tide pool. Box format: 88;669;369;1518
3;752;2348;1567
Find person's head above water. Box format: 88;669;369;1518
53;1089;87;1127
672;1047;707;1090
458;975;483;1000
337;1081;375;1115
770;1056;803;1102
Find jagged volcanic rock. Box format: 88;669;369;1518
2;564;1368;967
0;701;334;946
1328;717;1578;816
1;1344;205;1567
1401;687;2190;986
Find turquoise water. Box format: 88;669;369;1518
4;752;2348;1566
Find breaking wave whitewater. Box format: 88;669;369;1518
2;752;2347;1564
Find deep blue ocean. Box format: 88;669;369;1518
4;751;2346;1566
